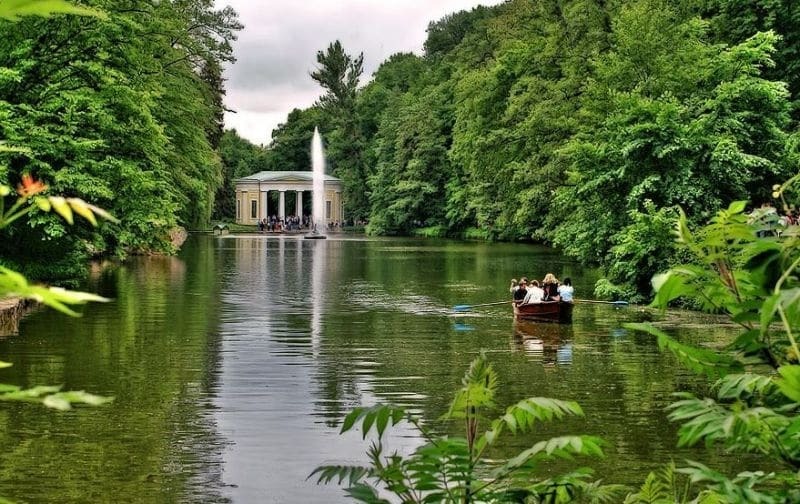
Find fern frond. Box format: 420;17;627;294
715;373;776;401
343;482;392;503
309;464;373;486
678;461;778;503
340;404;407;438
502;397;584;434
492;435;605;477
446;352;498;419
624;470;673;504
668;395;789;454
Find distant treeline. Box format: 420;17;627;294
0;0;240;280
232;0;800;299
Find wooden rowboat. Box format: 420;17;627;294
513;301;574;324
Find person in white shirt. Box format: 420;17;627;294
558;277;574;302
523;279;544;304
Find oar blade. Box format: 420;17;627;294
453;305;472;312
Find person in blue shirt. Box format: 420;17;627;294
558;277;574;302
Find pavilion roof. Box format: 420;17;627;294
235;170;341;183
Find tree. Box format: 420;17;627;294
213;129;269;221
552;1;792;297
311;40;363;113
311;40;370;221
0;0;241;275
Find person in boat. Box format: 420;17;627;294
513;277;528;303
509;278;518;293
542;273;560;302
523;279;544;304
558;277;574;303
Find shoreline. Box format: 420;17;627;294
0;297;34;336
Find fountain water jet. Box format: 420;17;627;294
304;127;327;240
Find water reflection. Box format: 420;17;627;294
513;320;574;366
0;235;772;502
215;236;416;503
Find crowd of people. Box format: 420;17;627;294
255;215;351;233
510;273;573;305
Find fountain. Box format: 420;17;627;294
304;127;327;240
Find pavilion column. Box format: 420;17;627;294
279;191;286;221
295;190;303;217
261;190;269;220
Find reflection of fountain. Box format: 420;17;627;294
310;238;325;357
304;127;327;240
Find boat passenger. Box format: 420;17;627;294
558;277;574;303
509;278;518;293
513;277;528;303
523;279;544;304
542;273;560;302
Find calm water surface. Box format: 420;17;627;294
0;235;757;502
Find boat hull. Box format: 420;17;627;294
513;301;573;324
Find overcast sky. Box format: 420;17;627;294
217;0;506;145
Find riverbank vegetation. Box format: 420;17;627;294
246;0;800;299
4;0;797;299
0;0;241;280
317;199;800;502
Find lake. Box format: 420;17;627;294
0;235;755;502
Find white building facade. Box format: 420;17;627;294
234;171;344;225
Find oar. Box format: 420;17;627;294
575;299;629;306
453;301;509;312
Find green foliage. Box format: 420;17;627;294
0;0;241;270
312;353;624;503
701;0;800;116
0;179;115;314
412;225;447;238
0;2;115;416
310;40;371;221
311;40;363;112
605;202;679;298
626;188;800;500
624;463;689;504
265;0;800;299
213;129;269;220
553;2;791;293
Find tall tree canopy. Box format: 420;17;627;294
0;0;241;278
225;0;800;299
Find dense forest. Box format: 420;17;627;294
3;0;800;299
241;0;800;299
0;0;241;280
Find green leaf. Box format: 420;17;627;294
341;407;364;434
776;365;800;403
728;201;747;215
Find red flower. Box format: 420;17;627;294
16;174;47;197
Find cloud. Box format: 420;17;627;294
218;0;506;144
